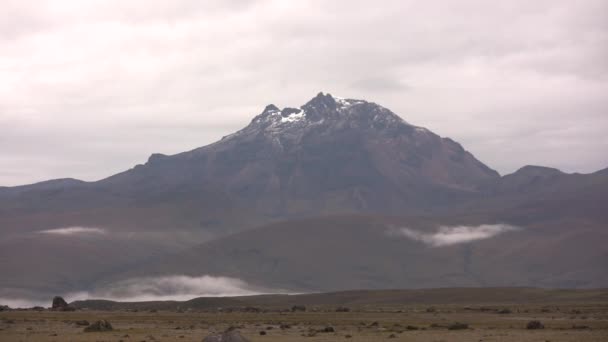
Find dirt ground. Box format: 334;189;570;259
1;303;607;341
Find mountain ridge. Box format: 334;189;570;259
3;92;606;189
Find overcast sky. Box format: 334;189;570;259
1;0;607;186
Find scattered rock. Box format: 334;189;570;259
571;325;590;330
52;296;67;309
51;296;75;311
291;305;306;312
526;320;544;330
321;326;335;333
84;320;113;332
202;329;251;342
259;330;266;335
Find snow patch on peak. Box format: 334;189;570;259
281;109;306;123
335;96;365;109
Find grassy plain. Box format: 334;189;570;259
1;299;608;341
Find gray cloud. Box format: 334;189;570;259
1;0;607;185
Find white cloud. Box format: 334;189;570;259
1;275;276;308
76;275;268;302
39;226;106;235
389;224;520;247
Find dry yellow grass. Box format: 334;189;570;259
1;303;608;341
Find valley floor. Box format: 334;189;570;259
1;302;608;341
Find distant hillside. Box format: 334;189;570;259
114;213;608;292
71;288;608;311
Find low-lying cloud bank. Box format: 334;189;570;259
1;275;274;308
38;226;106;236
388;224;520;247
0;297;49;309
72;275;268;302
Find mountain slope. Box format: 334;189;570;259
0;92;500;238
469;165;608;224
96;92;499;217
110;213;608;292
107;164;608;292
0;92;605;299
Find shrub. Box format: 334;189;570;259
447;322;469;330
526;320;544;330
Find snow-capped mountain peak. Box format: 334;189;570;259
239;92;416;138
